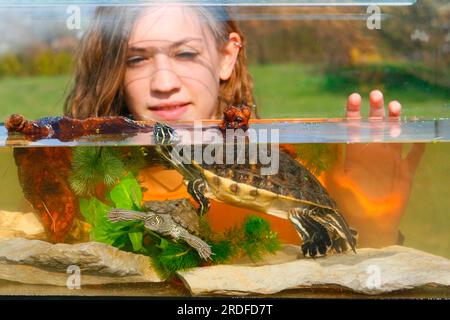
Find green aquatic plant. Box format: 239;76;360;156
209;240;234;264
156;239;203;275
241;215;281;261
69;147;125;197
219;216;281;262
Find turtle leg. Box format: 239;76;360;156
289;206;357;258
179;230;213;260
187;179;210;216
108;209;148;222
331;228;358;253
289;208;332;258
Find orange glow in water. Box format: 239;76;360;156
323;173;403;219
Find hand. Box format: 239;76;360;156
321;90;425;247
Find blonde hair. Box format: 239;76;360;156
64;5;255;119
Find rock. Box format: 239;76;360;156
177;245;450;295
0;238;164;286
0;210;46;240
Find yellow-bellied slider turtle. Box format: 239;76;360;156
153;123;357;258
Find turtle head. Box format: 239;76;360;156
144;213;165;231
153;122;178;145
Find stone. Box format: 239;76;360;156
0;238;164;286
0;210;46;240
177;245;450;296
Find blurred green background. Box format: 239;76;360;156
0;62;449;121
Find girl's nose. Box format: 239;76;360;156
149;54;181;94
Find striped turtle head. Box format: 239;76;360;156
154;122;178;145
144;213;165;231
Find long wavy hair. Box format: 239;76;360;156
64;5;255;119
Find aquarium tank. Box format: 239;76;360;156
0;0;449;300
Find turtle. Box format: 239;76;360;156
152;122;358;258
107;199;212;260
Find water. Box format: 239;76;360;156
2;118;449;146
0;119;449;296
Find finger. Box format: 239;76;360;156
369;117;386;142
406;143;426;174
346;118;362;143
388;100;402;118
368;90;387;142
387;101;402;138
369;90;385;119
346;93;362;119
345;93;363;142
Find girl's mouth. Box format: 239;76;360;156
148;103;190;121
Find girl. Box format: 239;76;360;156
64;4;423;247
64;5;253;121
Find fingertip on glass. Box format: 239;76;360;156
347;93;361;112
369;90;384;109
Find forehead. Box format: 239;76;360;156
128;5;210;45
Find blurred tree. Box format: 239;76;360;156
0;54;22;76
239;6;382;69
32;50;74;76
381;0;449;87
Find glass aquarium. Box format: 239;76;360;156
0;0;449;299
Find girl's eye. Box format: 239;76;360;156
175;51;198;59
126;56;145;66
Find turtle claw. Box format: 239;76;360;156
331;229;358;254
301;229;332;258
289;208;332;258
196;243;213;261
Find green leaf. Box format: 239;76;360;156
79;197;136;246
79;197;112;228
129;232;143;252
109;173;142;210
159;238;170;250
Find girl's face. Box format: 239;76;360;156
124;6;236;121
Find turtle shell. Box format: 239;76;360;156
194;148;337;219
142;199;200;235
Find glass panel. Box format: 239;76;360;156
0;0;448;299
